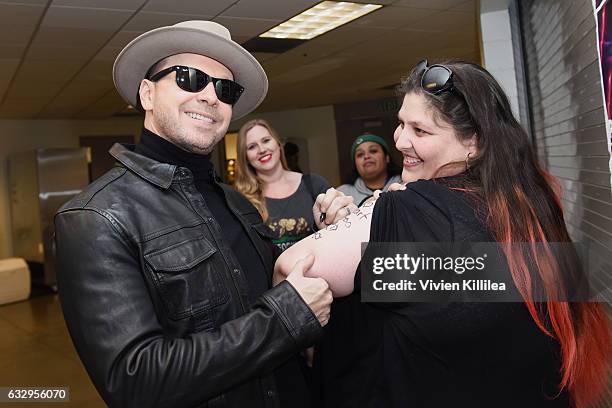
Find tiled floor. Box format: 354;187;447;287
0;295;105;407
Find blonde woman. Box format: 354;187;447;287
235;119;354;252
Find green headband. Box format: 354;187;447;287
351;134;390;163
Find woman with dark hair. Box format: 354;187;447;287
274;60;610;407
337;134;402;205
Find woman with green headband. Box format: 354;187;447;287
337;134;402;205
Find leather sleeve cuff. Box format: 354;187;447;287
261;281;323;348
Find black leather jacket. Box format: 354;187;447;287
55;144;322;408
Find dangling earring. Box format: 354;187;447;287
465;152;472;170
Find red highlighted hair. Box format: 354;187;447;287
400;61;610;407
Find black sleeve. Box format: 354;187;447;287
55;209;322;408
370;181;454;243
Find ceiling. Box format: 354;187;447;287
0;0;480;119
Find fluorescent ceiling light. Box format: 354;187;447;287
260;1;383;40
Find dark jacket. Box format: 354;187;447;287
54;144;322;408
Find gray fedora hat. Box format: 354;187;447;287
113;20;268;121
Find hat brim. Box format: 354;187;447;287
113;25;268;121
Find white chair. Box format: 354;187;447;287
0;258;30;305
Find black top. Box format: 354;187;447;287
135;129;311;407
265;173;330;252
315;176;568;408
135;129;269;302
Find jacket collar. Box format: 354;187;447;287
110;143;177;189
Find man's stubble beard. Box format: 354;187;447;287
155;109;226;155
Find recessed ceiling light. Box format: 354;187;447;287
259;1;383;40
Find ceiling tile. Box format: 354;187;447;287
75;90;127;118
0;97;48;116
51;0;144;10
449;0;476;12
106;30;143;47
0;3;44;25
233;35;252;44
0;24;38;45
60;80;113;98
0;58;20;97
0;44;26;59
38;81;114;117
42;5;133;30
0;0;482;118
403;10;475;32
271;57;348;84
349;5;437;29
0;104;38;117
144;0;235;16
0;58;19;74
14;60;82;84
35;109;80;118
212;16;278;37
31;26;112;47
92;45;123;62
392;0;464;10
311;24;390;46
77;60;114;81
123;11;213;31
274;24;389;60
4;81;65;100
252;52;278;62
349;0;395;4
358;29;446;52
26;45;93;61
221;0;317;20
0;0;47;5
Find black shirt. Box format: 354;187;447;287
135;129;311;407
315;176;568;408
265;173;330;252
135;128;268;302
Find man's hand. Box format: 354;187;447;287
285;254;332;327
313;188;357;229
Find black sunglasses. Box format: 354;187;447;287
148;65;244;105
414;59;453;95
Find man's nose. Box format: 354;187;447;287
197;82;218;105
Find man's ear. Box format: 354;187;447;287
385;155;390;163
139;79;155;111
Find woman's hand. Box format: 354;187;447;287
312;188;357;230
369;182;405;201
387;182;407;192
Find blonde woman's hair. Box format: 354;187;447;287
235;119;289;221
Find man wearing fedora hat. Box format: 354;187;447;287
54;21;350;408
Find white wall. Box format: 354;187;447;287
479;0;521;119
231;105;340;185
0;117;142;259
